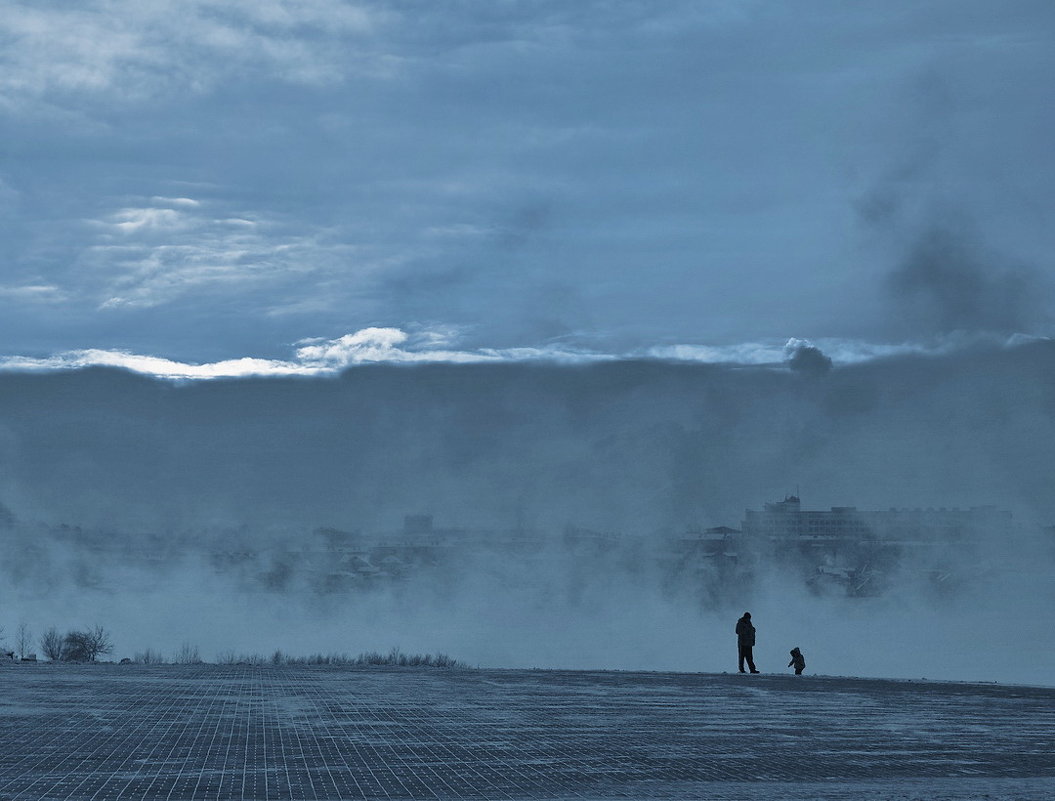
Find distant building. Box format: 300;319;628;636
731;495;1015;596
741;495;1012;545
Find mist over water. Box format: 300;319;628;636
1;341;1054;686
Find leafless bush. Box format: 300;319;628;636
213;648;468;668
175;643;202;664
282;652;355;665
215;651;267;665
40;627;67;661
274;648;468;668
133;648;167;664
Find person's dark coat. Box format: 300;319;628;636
735;614;755;647
788;647;805;672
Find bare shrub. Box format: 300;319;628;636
216;651;267;665
40;627;67;661
214;648;468;668
283;653;355;665
133;648;167;664
271;648;467;668
175;643;202;664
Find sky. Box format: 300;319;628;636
1;0;1054;373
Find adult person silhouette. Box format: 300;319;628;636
736;612;759;673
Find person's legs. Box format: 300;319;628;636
737;644;746;672
794;667;803;675
745;647;758;673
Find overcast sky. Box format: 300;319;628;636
2;0;1054;374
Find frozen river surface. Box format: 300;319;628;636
0;664;1052;800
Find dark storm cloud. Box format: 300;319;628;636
887;221;1042;335
853;54;1055;340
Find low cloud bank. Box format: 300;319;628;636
0;328;1045;379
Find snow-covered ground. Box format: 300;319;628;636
0;664;1051;799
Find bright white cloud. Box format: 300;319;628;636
0;327;599;379
0;350;317;380
0;328;1044;381
295;328;413;365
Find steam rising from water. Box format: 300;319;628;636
1;343;1053;685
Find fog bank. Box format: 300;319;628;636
1;342;1054;685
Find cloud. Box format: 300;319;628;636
0;327;1047;381
784;338;833;375
0;328;606;379
0;350;317;380
887;221;1046;336
0;284;67;303
78;198;361;310
854;65;1055;340
109;207;189;234
295;328;418;366
642;337;974;367
0;0;384;108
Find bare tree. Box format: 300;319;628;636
16;623;31;659
64;626;114;662
87;625;115;661
175;643;202;664
64;631;91;661
40;627;66;661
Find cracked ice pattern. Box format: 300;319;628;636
0;665;1052;799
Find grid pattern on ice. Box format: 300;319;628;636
0;665;1052;799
